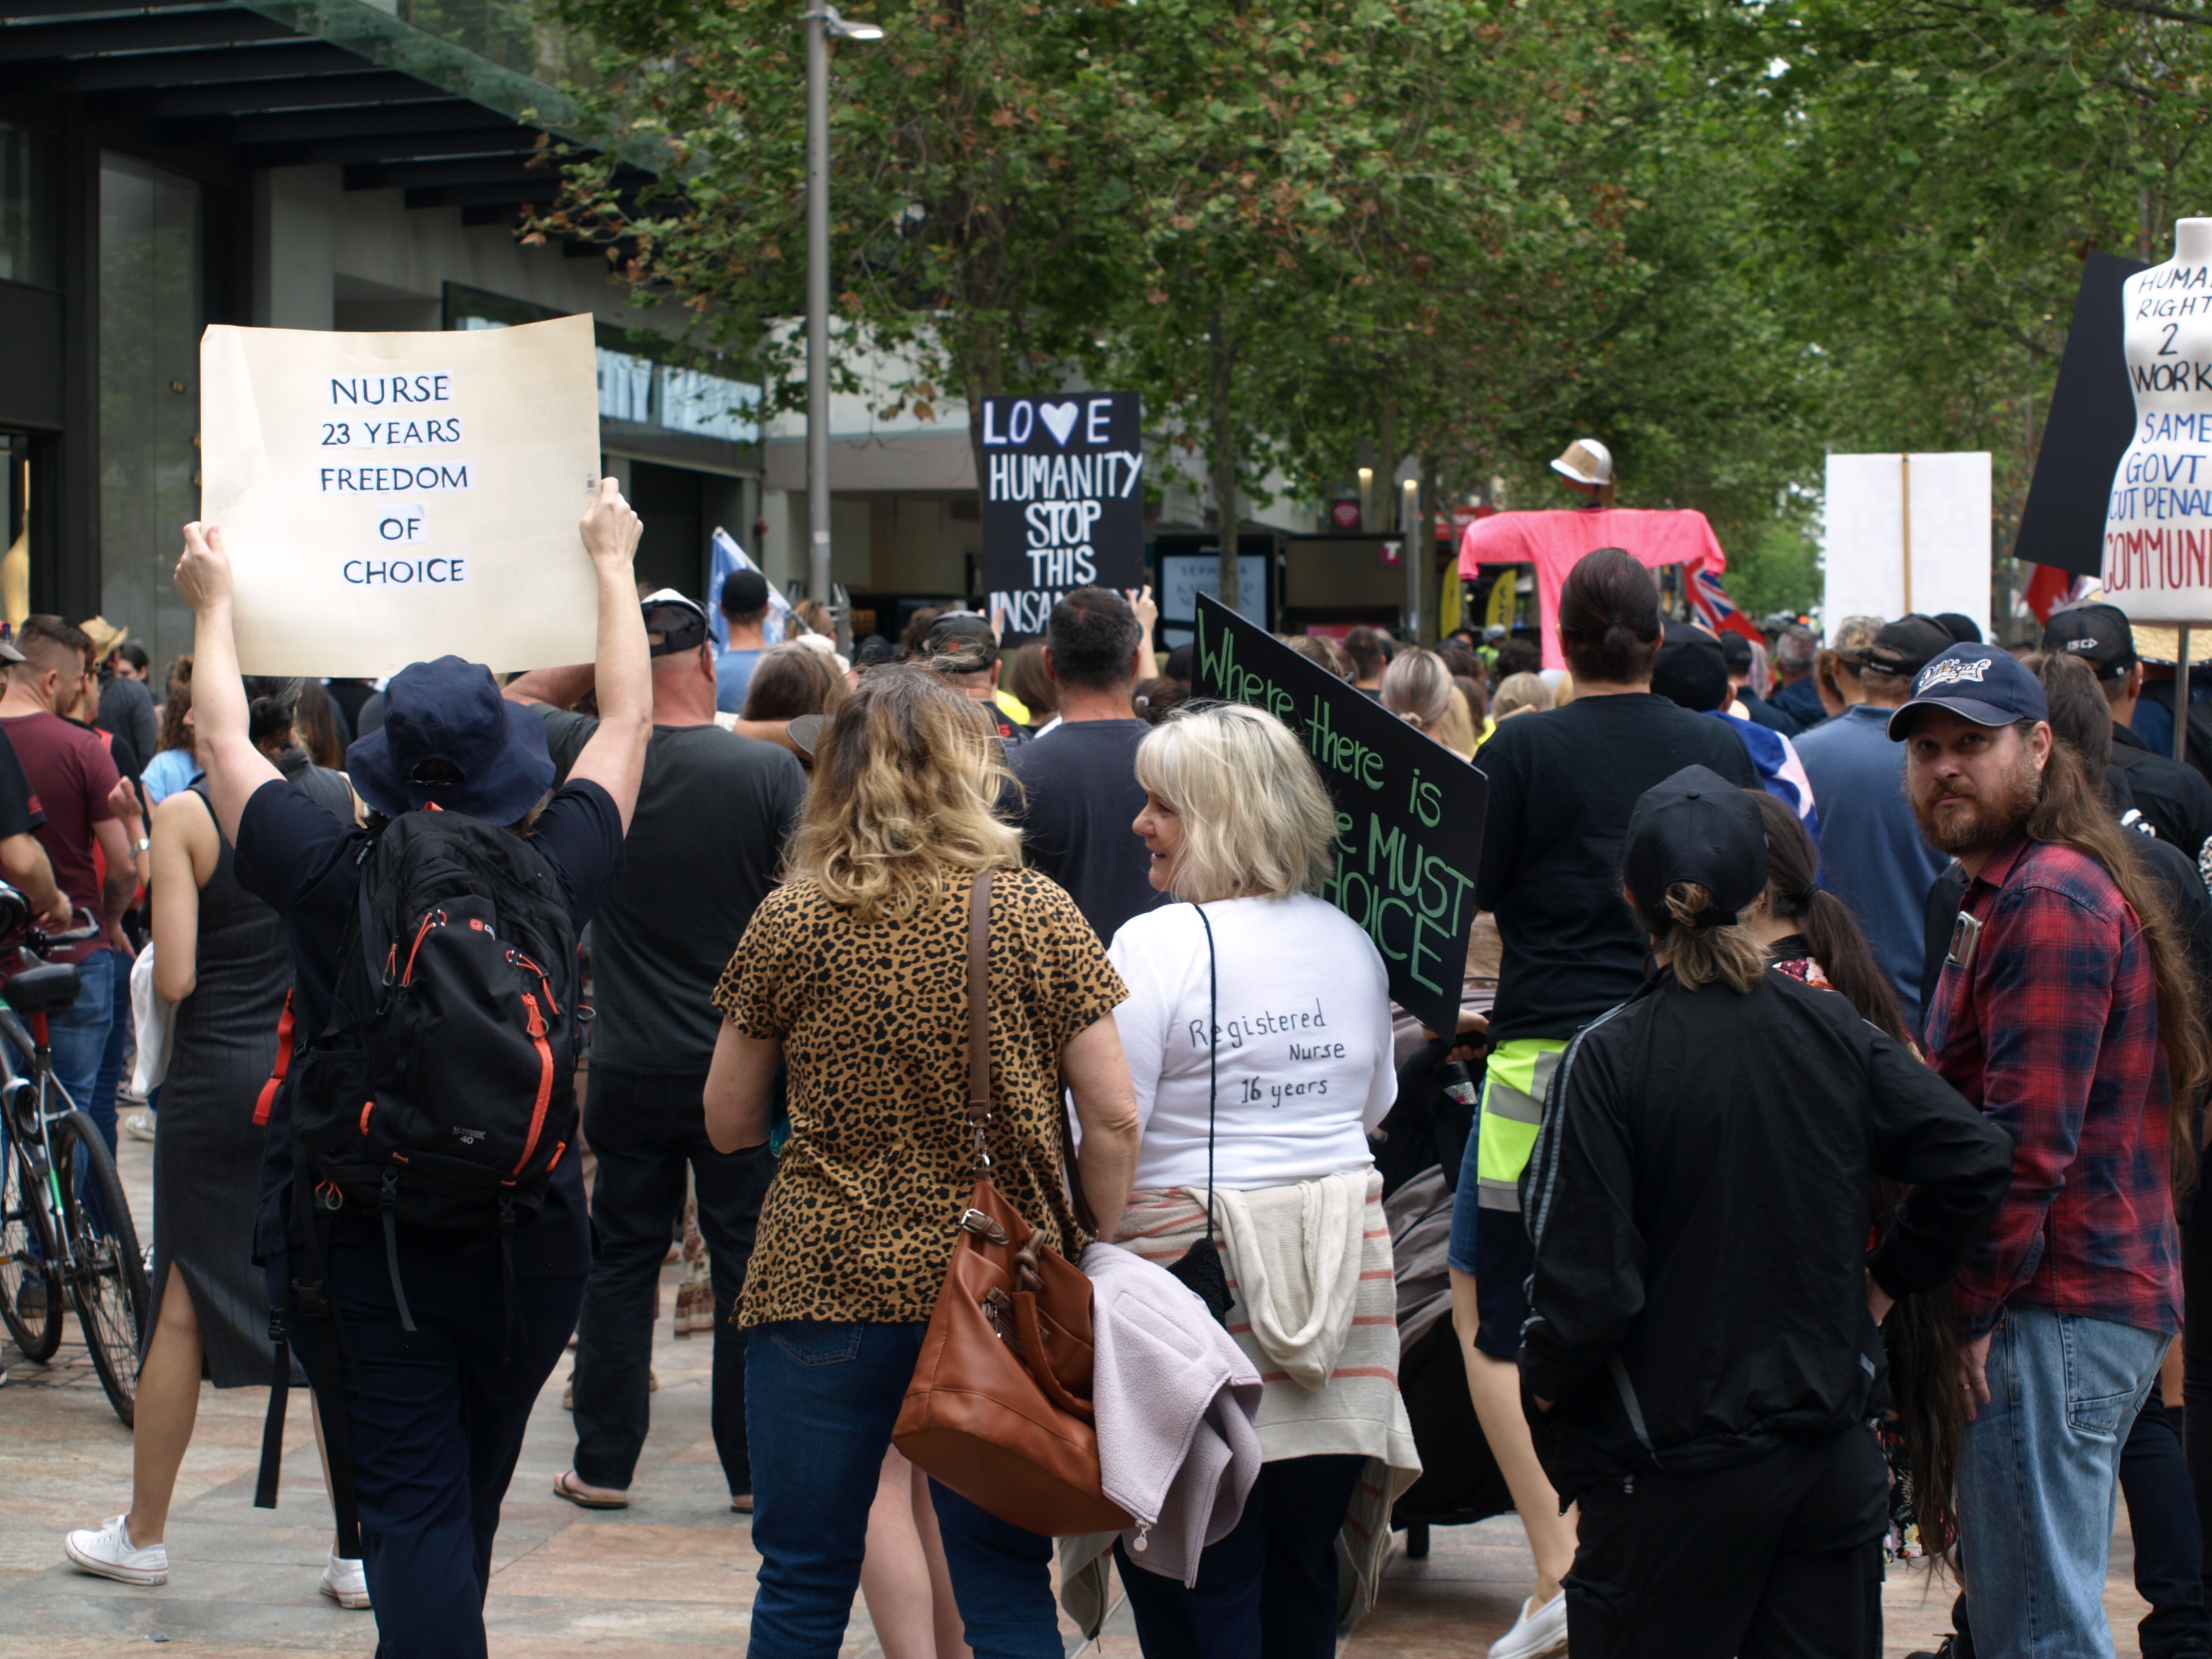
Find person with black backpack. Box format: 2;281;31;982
170;478;652;1659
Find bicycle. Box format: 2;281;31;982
0;885;152;1427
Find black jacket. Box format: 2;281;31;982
1519;968;2011;1499
2111;720;2212;874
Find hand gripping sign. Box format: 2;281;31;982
199;315;603;677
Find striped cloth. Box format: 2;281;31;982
1111;1169;1420;1615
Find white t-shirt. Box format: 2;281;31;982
1107;893;1396;1190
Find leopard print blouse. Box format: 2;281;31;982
715;867;1128;1328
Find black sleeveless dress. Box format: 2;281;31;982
146;752;353;1384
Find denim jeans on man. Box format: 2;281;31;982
85;943;132;1148
284;1241;584;1659
1957;1304;2170;1657
572;1063;773;1496
30;947;114;1135
746;1321;1062;1659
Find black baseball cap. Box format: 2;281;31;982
1717;630;1754;673
1886;643;2051;740
1651;622;1729;714
1858;615;1955;680
2042;603;2137;680
1934;612;1984;645
925;612;998;673
720;568;770;615
641;589;710;658
1621;765;1769;934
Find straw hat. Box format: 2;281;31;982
78;615;128;664
1550;439;1614;488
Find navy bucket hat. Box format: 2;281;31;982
346;655;555;823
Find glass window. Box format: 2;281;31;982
99;153;202;672
0;124;56;289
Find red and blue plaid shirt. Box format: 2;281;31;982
1925;832;2180;1338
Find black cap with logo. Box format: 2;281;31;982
2041;603;2138;682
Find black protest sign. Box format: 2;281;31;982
1192;593;1486;1036
2016;250;2148;578
980;392;1145;640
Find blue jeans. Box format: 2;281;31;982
41;948;113;1136
1113;1453;1364;1658
86;944;132;1146
1958;1304;2170;1658
745;1321;1061;1659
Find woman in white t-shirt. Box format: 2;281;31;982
1102;703;1413;1656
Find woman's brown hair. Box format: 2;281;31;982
1006;641;1057;721
1748;791;1911;1046
742;643;842;723
155;666;193;755
785;666;1021;922
1557;548;1660;685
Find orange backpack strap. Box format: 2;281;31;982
254;991;296;1127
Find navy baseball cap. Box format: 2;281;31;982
347;655;556;823
1622;764;1769;934
1885;643;2050;741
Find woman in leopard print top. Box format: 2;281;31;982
705;665;1141;1655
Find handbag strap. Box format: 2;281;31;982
967;868;994;1171
1191;902;1218;1244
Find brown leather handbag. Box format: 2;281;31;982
891;869;1134;1537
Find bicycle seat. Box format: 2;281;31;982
6;963;82;1016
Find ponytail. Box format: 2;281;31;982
1654;881;1766;994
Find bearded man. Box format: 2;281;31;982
1894;643;2209;1659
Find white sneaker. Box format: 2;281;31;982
1489;1588;1568;1659
64;1515;167;1586
320;1552;371;1609
122;1111;156;1144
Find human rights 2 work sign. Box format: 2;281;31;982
1192;593;1486;1036
199;315;602;677
979;391;1144;640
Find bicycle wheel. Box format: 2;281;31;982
0;1128;62;1362
51;1111;150;1427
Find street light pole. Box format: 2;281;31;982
802;4;880;611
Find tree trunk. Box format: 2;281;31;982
1374;395;1401;533
1210;309;1239;614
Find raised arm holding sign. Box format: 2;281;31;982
1189;592;1486;1036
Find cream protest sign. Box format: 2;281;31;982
199;315;602;677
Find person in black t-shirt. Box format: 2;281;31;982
2043;603;2212;882
172;481;651;1658
504;589;806;1516
1006;586;1163;946
1447;546;1757;1659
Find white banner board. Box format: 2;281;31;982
200;315;603;677
1822;452;1992;635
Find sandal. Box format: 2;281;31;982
552;1471;628;1510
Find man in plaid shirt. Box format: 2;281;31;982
1895;643;2197;1658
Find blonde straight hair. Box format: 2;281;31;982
1654;881;1767;993
1134;703;1336;903
785;666;1022;922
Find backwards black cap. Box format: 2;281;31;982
2042;603;2137;680
1622;765;1769;936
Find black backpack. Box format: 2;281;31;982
293;809;584;1315
257;808;586;1553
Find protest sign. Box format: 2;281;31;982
2101;226;2212;622
1191;592;1486;1036
980;391;1144;641
1822;451;1992;636
200;315;602;677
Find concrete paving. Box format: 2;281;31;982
0;1131;2157;1657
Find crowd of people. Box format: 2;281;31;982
8;485;2210;1659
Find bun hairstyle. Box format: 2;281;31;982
1747;789;1911;1045
1558;547;1661;685
1380;648;1453;729
242;675;303;749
